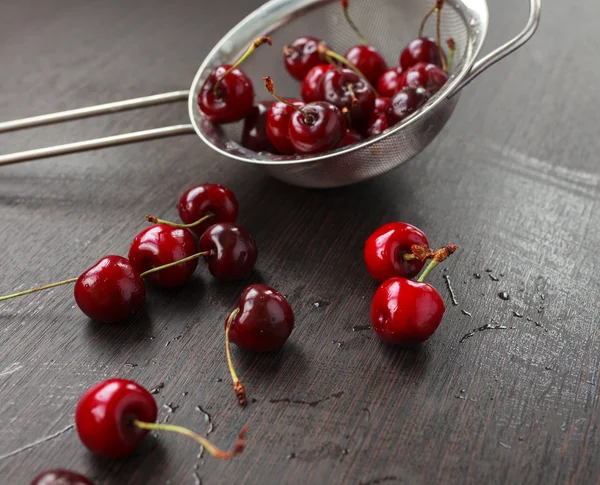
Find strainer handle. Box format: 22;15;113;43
451;0;541;95
0;91;195;166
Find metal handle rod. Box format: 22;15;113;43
0;125;195;166
451;0;541;96
0;91;189;133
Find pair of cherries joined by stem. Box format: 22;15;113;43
0;184;257;324
364;222;458;345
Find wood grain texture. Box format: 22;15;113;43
0;0;598;484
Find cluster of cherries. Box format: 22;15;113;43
198;0;454;156
4;184;297;485
364;221;457;345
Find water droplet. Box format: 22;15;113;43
485;269;492;273
215;378;223;382
461;309;472;317
473;273;482;279
341;448;349;455
332;340;343;347
512;310;523;318
313;302;320;308
286;452;296;460
124;362;138;368
352;325;371;332
150;383;164;394
489;274;500;282
182;391;188;397
545;365;552;370
498;291;510;300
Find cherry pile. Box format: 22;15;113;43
364;221;458;345
198;0;455;156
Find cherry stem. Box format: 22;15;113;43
146;213;214;229
341;0;368;46
213;36;272;95
416;244;458;282
417;0;447;72
134;420;248;460
446;37;456;72
225;308;246;406
263;76;314;124
318;45;379;96
346;83;359;108
139;251;212;277
0;278;78;302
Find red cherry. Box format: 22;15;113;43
318;68;375;129
339;128;363;147
128;225;198;288
266;99;305;154
283;36;325;81
288;101;347;154
30;470;95;485
177;183;239;236
386;87;429;124
376;67;405;97
75;378;157;458
301;64;335;103
199;223;258;281
404;62;448;95
399;37;442;70
228;285;294;352
241;101;276;153
345;45;388;86
365;96;391;137
371;277;445;345
363;222;429;281
198;37;271;124
75;378;247;459
74;256;145;323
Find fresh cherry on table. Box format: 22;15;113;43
198;37;271;124
345;45;388;87
376;67;405;98
264;77;346;154
301;64;335;103
364;222;429;282
75;378;246;459
128;224;199;288
242;101;276;153
283;36;326;81
74;256;146;323
30;469;95;485
266;99;305;155
177;183;239;236
400;37;443;70
199;223;258;281
340;128;363;147
386;86;429;124
318;68;375;129
224;284;294;405
403;62;448;96
370;244;457;345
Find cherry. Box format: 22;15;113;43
128;224;199;288
31;469;95;485
371;277;445;345
318;68;375;128
386;87;429;125
364;222;429;281
283;36;326;81
264;77;346;154
400;37;442;70
345;45;388;87
199;223;258;281
224;285;294;404
76;378;246;459
376;67;405;98
370;244;457;345
75;256;146;323
266;99;305;155
340;128;363;147
176;183;239;236
198;37;271;124
404;62;448;95
241;101;276;153
301;64;335;103
366;97;391;137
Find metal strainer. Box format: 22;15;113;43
0;0;541;188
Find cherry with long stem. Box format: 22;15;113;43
225;308;246;406
446;37;456;71
416;244;458;282
418;0;447;72
264;77;314;124
212;36;272;96
317;45;379;95
146;213;214;230
341;0;368;45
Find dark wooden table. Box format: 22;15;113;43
1;1;598;484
